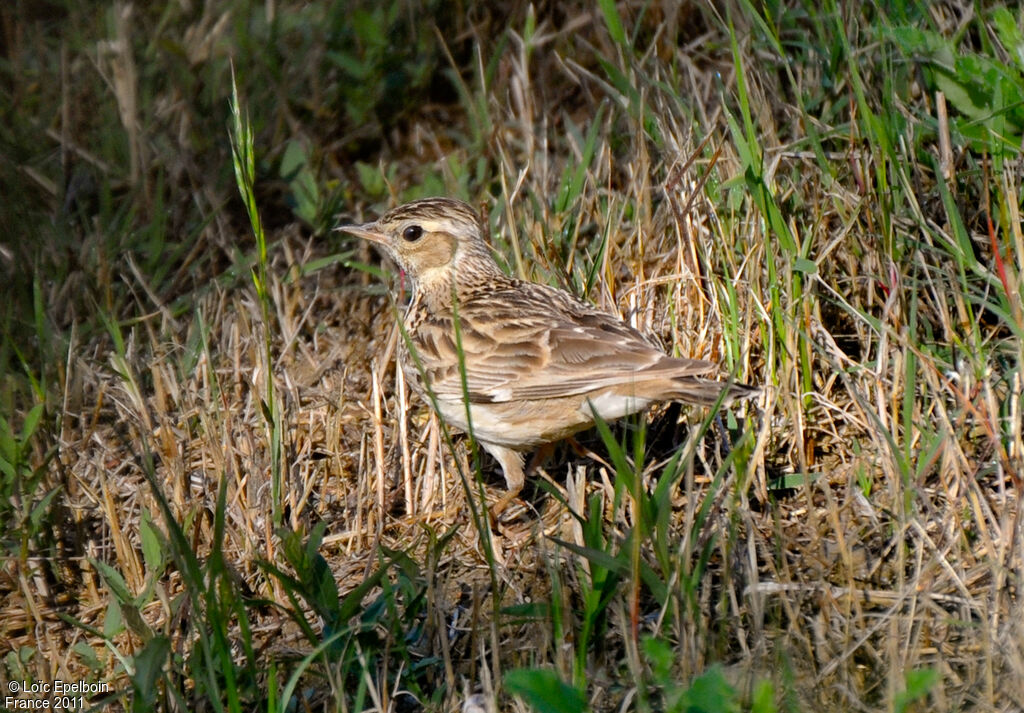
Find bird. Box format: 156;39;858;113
338;197;756;515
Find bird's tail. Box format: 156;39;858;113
668;377;760;408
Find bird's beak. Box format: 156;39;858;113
335;221;386;245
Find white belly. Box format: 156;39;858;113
434;391;655;449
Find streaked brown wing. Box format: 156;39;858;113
415;281;716;404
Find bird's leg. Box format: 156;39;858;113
482;444;525;519
565;436;614;472
524;441;556;475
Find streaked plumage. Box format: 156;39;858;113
339;197;756;513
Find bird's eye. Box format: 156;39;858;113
402;225;423;242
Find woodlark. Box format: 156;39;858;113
339;197;756;513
